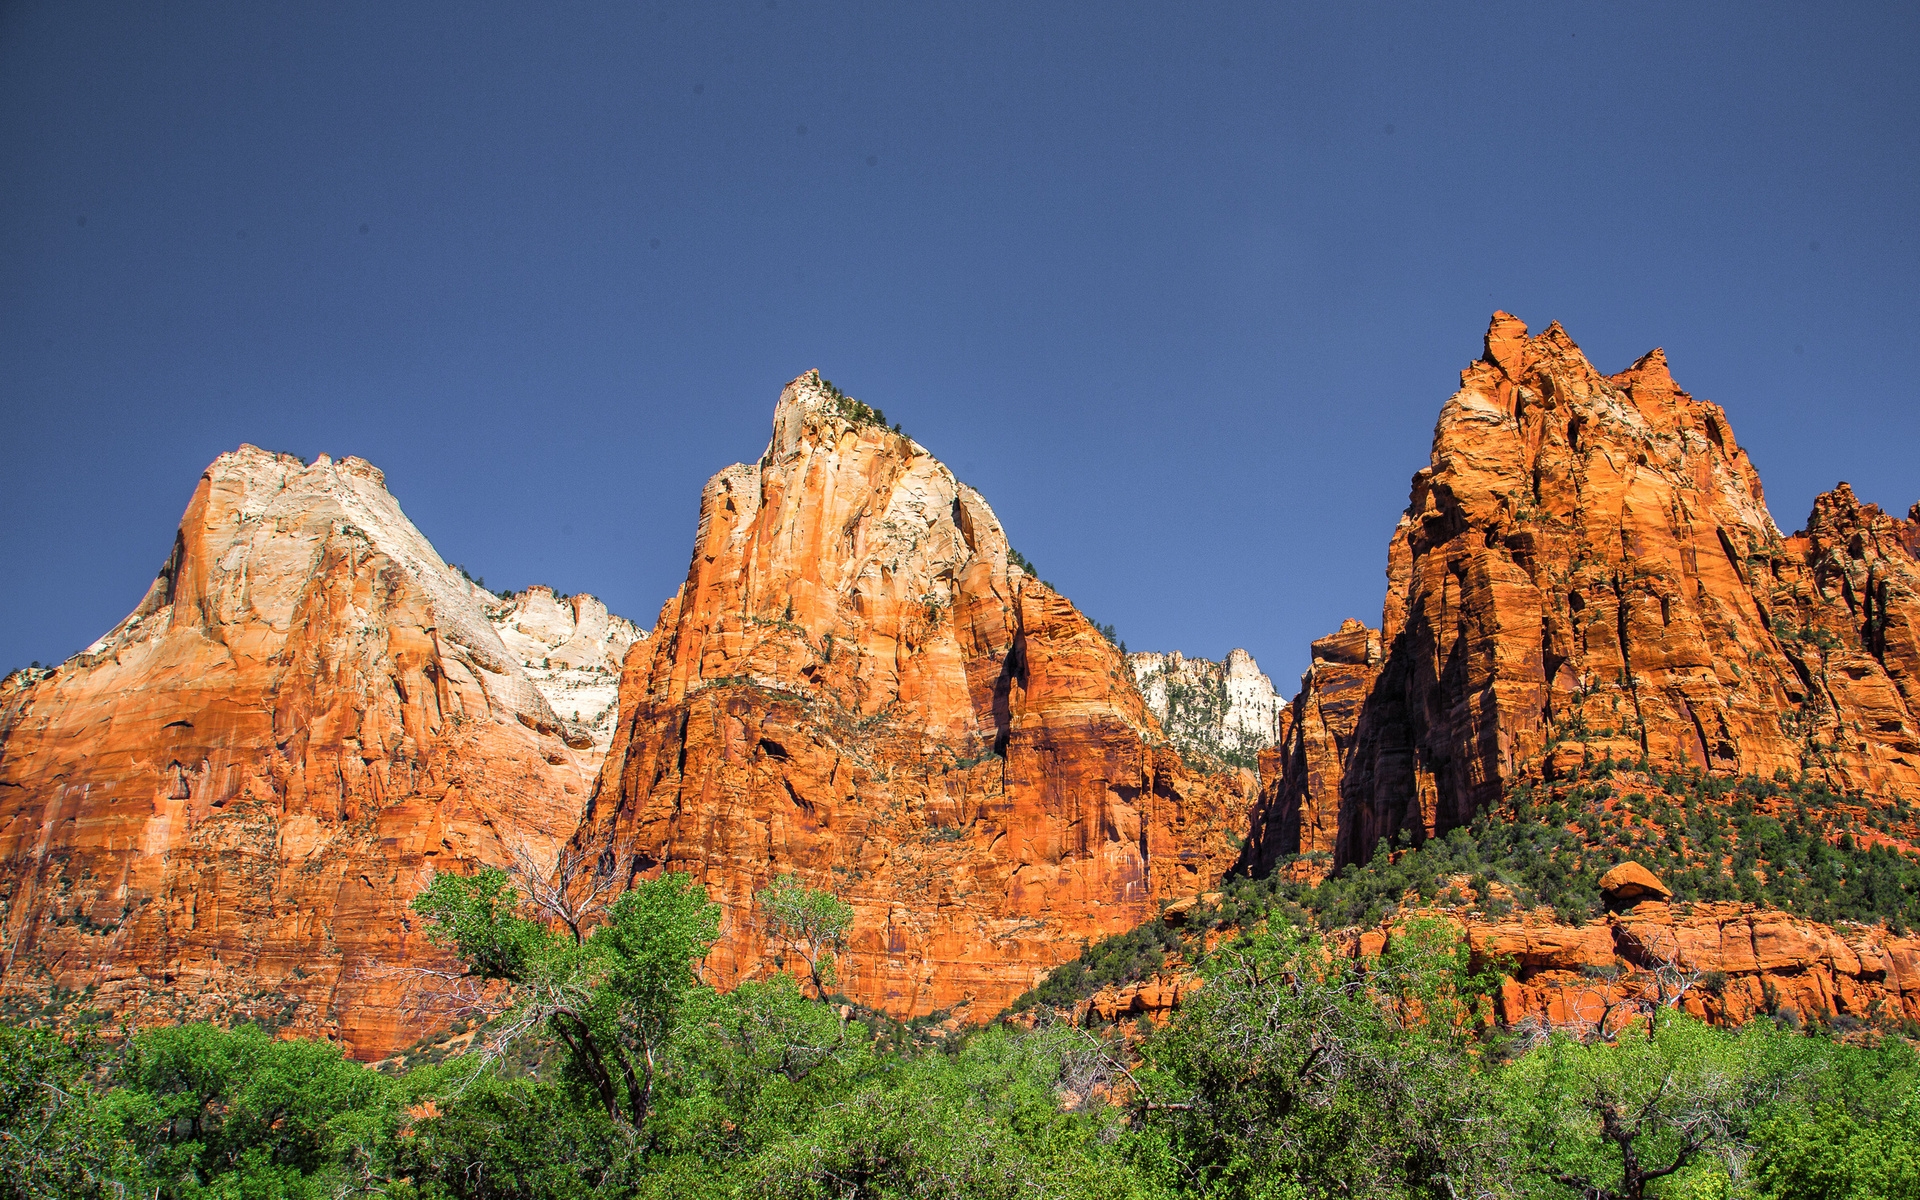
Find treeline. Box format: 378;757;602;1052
6;871;1920;1199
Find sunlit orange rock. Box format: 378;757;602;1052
0;448;607;1058
573;372;1252;1022
1058;903;1920;1035
1598;860;1672;907
1251;313;1920;870
1472;901;1920;1031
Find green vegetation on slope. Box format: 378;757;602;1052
7;884;1920;1199
1009;763;1920;1016
1242;764;1920;933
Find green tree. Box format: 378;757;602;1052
1500;1012;1763;1200
0;1025;134;1199
412;868;720;1131
740;1025;1154;1200
107;1021;398;1199
1137;918;1501;1199
395;1069;628;1200
412;864;548;978
648;973;862;1160
1755;1096;1920;1200
753;876;853;999
1748;1031;1920;1200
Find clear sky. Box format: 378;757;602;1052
3;2;1915;688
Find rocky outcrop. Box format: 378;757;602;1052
1598;860;1672;907
485;586;645;755
1781;485;1920;784
1128;649;1284;770
1252;314;1920;870
0;448;616;1058
1471;898;1920;1032
573;372;1254;1022
1256;620;1384;860
1062;900;1920;1036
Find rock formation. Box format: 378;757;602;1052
0;448;626;1058
573;372;1253;1022
9;316;1913;1056
485;586;645;755
1128;649;1284;770
1252;313;1920;870
1063;898;1920;1034
1598;860;1673;907
1475;896;1920;1032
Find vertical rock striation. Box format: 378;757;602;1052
0;448;615;1057
573;372;1253;1021
1252;314;1920;870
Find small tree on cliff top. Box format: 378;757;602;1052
755;875;854;999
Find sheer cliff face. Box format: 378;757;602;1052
575;373;1251;1021
1253;314;1920;869
0;448;607;1058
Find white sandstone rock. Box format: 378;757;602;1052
1128;647;1283;767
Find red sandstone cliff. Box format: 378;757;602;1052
1252;313;1920;870
0;448;615;1058
572;372;1253;1022
12;317;1913;1056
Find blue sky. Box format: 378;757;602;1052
3;1;1915;686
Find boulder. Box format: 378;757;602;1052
1599;861;1673;907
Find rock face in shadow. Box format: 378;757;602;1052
1251;313;1920;870
0;448;611;1058
572;372;1253;1022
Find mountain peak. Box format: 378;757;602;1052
572;374;1252;1022
1256;315;1920;871
0;446;631;1057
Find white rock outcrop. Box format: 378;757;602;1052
482;585;644;754
1129;647;1283;768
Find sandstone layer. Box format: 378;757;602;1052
0;448;620;1058
1128;648;1284;770
1252;313;1920;869
1068;898;1920;1036
573;373;1253;1021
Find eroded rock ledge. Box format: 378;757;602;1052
1060;897;1920;1035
